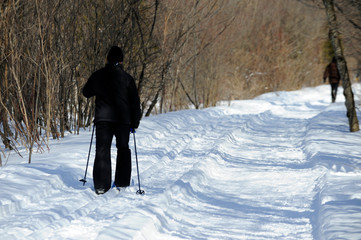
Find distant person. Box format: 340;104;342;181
83;46;141;195
323;57;341;103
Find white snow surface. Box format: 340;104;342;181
1;84;361;240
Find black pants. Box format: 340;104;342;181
93;122;131;192
331;83;339;102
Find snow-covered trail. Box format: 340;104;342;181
1;85;361;239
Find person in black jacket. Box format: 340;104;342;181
83;46;141;195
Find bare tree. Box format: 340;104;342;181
0;0;162;162
334;0;361;76
323;0;359;132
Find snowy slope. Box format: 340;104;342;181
1;84;361;240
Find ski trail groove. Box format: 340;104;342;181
105;99;330;239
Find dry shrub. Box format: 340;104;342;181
154;0;327;111
216;0;326;100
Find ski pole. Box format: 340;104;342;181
80;124;95;186
131;129;145;195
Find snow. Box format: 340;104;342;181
1;84;361;239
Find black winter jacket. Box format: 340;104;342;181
83;64;141;128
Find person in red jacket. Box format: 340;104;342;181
83;46;141;195
323;57;341;103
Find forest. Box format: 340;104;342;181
0;0;361;164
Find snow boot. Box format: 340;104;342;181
95;188;106;195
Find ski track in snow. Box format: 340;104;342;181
1;85;361;239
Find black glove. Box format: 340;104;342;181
130;120;140;129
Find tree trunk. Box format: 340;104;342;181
323;0;359;132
